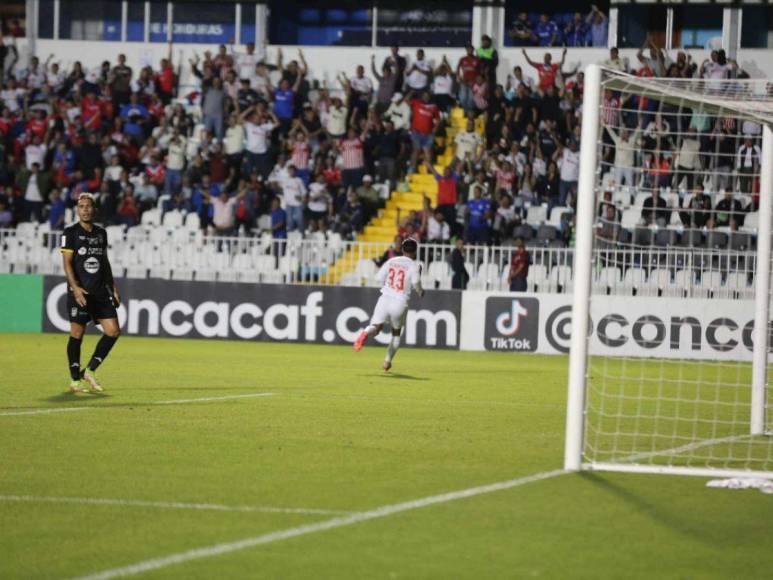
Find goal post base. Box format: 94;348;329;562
583;463;773;480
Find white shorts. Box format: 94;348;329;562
370;295;409;330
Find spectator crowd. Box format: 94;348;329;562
0;28;766;253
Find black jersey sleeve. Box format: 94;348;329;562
60;227;75;254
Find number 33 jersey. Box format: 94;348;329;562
376;256;423;302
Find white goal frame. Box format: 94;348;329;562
564;64;773;479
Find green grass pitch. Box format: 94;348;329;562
1;333;772;579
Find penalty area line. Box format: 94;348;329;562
73;469;567;580
0;495;352;516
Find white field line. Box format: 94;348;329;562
0;495;352;516
73;469;567;580
0;407;91;417
613;433;756;464
0;393;275;417
153;393;275;405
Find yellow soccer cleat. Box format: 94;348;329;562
81;369;103;393
67;380;84;394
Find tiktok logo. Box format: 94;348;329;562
495;300;529;336
485;297;540;352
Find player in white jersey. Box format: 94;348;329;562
353;238;424;371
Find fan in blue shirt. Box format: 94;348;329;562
534;14;560;47
466;189;492;243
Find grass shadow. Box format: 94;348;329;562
42;392;112;404
579;472;721;546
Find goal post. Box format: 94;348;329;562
564;66;773;478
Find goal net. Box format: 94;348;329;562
564;66;773;478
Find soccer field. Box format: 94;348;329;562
1;334;771;579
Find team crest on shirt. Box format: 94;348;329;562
78;247;87;255
84;257;100;274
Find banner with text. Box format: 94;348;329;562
41;277;461;349
461;291;772;361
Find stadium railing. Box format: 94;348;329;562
0;227;760;298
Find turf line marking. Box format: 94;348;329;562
0;495;351;516
0;393;276;417
73;469;567;580
615;433;755;463
154;393;276;405
0;407;91;417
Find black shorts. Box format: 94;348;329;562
67;292;118;325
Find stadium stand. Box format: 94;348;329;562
0;20;766;295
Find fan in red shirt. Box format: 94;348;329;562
522;49;566;92
26;110;48;139
81;92;102;132
145;156;166;186
508;238;530;292
456;44;480;112
156;44;176;104
409;91;440;172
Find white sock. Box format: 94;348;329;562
385;335;401;363
365;324;379;337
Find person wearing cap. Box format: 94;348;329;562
356;174;381;222
353;237;425;372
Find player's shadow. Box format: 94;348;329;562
361;373;428;381
43;392;111;403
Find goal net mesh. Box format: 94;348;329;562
581;69;773;475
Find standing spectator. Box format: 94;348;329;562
409;90;440;172
456;44;480;113
156;43;176;104
288;129;311;184
281;164;306;233
355;174;381;222
465;185;492;243
453;119;483;163
450;238;470;290
672;127;702;191
109;54;133;109
307;173;332;228
384;92;411;133
508;238;530;292
340;126;367;191
374;118;401;191
509;12;535;46
370;55;398;114
242;105;277;179
555;140;580;206
522;49;566;92
405;49;432;93
164;130;187;196
270;196;287;245
202;77;227;141
235;42;260;85
534;14;560;47
586;5;609;47
212;190;236;236
607;126;641;187
270;56;306;136
383;45;408;89
477;35;499;85
342;64;374;123
737;136;760;195
601;47;626;72
426;209;450;243
432;58;455;113
325;96;348;140
48;188;66;230
564;13;589;48
224;114;245;171
637;38;666;77
17;162;50;222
